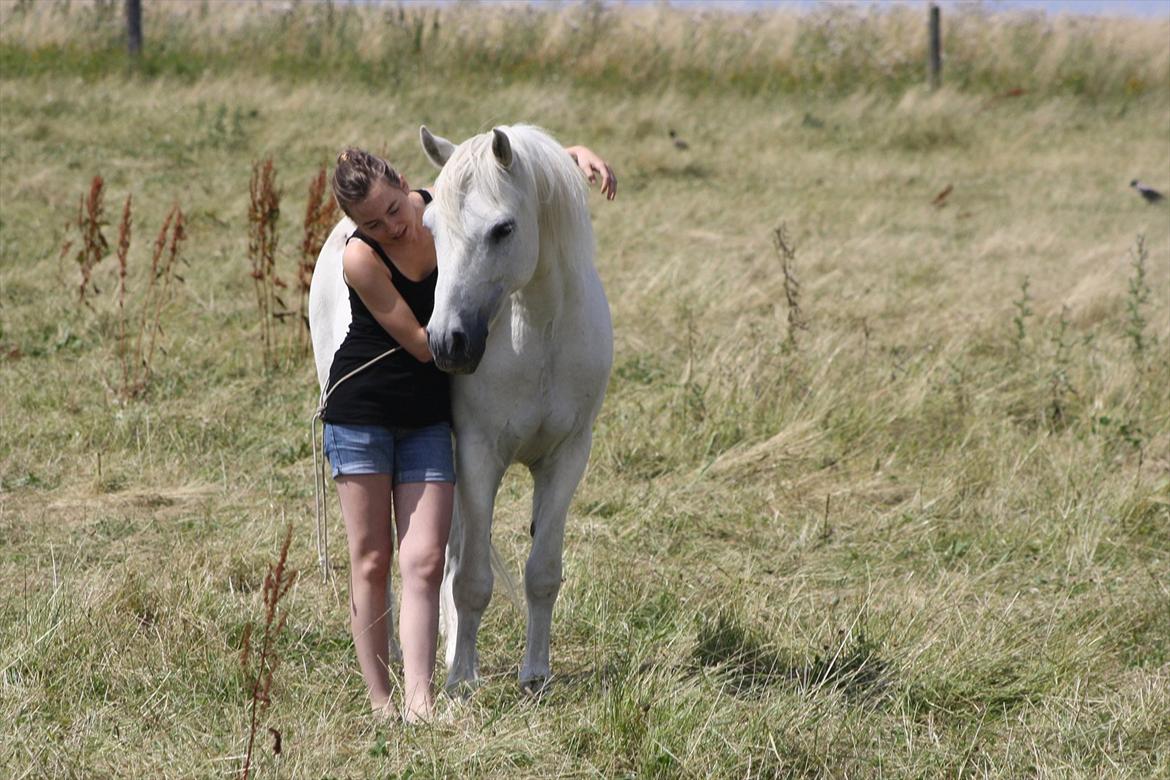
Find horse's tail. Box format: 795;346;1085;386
490;542;523;612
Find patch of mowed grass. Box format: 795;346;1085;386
2;6;1169;775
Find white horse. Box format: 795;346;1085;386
420;124;612;694
308;124;612;694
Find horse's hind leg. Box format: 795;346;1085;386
445;434;506;695
521;434;592;695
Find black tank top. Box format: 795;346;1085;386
320;190;451;429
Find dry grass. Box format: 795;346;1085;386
2;0;1168;98
1;2;1169;777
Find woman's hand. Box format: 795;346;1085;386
566;145;617;200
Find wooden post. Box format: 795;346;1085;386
126;0;142;58
929;3;941;90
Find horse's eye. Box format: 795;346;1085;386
489;220;515;242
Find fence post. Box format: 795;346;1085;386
126;0;142;58
929;3;941;90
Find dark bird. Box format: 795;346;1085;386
1131;180;1164;203
932;184;953;208
801;112;825;129
668;129;689;151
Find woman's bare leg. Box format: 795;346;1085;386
336;474;396;712
393;481;454;722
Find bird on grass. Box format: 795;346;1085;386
668;129;689;151
1130;180;1164;204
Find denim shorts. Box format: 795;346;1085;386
323;422;455;483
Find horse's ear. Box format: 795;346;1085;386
491;128;513;170
420;125;454;169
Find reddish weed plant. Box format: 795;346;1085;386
62;177;187;399
118;201;187;398
115;195;133;391
248;158;286;368
239;523;298;780
61;174;111;305
296;165;337;350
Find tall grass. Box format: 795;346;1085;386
1;0;1167;100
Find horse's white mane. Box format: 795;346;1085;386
433;124;593;267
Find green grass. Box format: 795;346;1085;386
2;2;1169;778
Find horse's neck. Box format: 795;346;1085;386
512;223;590;331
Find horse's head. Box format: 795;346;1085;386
419;125;547;374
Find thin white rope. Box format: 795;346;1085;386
311;345;402;582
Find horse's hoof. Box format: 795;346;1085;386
445;676;482;700
520;676;551;699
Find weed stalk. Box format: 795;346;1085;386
1048;304;1077;428
248;158;284;369
239;522;298;780
65;175;110;306
115;194;132;392
143;206;186;371
296;165;337;352
1125;234;1151;364
774;224;808;351
1012;275;1032;352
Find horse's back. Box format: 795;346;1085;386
308;217;356;390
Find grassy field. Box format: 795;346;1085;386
2;2;1169;777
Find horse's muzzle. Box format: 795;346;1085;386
428;319;487;375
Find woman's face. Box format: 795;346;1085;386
349;177;418;248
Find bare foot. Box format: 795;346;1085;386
403;700;434;725
405;706;457;726
371;699;399;723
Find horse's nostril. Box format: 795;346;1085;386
450;329;467;356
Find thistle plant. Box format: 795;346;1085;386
1048;304;1076;429
1011;275;1032;352
1125;234;1151;363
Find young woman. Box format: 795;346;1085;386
322;143;615;723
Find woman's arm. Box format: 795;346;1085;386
565;145;617;200
341;242;432;362
418;148;615;200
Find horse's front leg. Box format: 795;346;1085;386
445;433;506;694
521;432;592;695
439;501;461;670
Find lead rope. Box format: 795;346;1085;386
311;346;402;582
